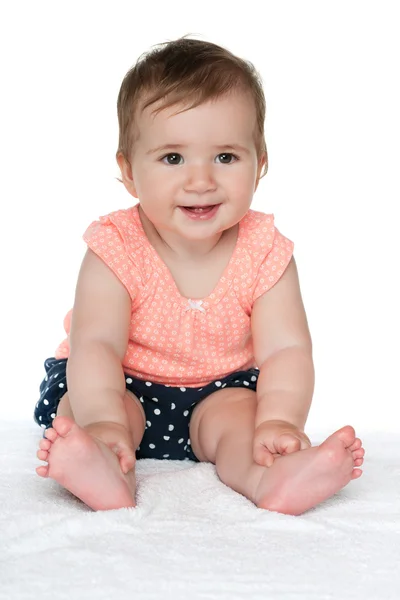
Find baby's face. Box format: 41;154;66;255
122;91;264;241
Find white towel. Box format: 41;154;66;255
1;421;399;599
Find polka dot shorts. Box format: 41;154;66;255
34;357;259;462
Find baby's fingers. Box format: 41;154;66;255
276;433;311;456
112;443;136;474
276;434;302;455
253;443;275;468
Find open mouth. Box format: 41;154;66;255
182;205;217;213
179;204;221;220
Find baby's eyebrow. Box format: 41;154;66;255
146;144;250;155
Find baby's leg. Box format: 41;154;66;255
36;390;146;510
189;388;364;516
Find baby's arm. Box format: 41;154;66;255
251;257;315;464
66;248;132;433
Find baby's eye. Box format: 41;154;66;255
160;152;237;165
216;153;238;164
162;153;183;165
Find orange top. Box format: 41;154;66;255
55;204;294;386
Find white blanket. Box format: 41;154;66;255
1;421;399;599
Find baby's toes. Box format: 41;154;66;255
349;438;362;452
352;447;365;460
39;438;52;451
351;446;364;468
351;468;363;480
36;464;49;478
44;427;58;442
37;449;49;461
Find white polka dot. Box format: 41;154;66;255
198;388;203;392
43;399;49;406
168;424;174;431
187;439;191;445
58;383;65;388
152;397;159;402
183;410;189;417
171;403;176;410
214;381;222;387
149;443;156;449
163;436;170;441
38;416;42;421
222;383;227;388
251;376;257;382
126;378;133;384
40;424;46;428
146;420;152;427
44;376;48;381
54;374;58;379
178;438;184;444
243;381;249;386
163;454;170;458
139;396;144;403
184;445;188;450
50;413;56;419
154;408;161;415
180;387;186;392
145;382;152;386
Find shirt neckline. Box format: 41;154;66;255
132;204;246;309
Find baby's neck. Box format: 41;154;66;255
138;205;231;261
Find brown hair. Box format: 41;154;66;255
116;37;268;177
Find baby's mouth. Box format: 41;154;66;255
181;205;218;213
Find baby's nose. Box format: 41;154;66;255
183;165;217;194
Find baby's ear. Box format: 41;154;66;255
255;153;267;190
116;152;138;198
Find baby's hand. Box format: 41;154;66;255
253;420;311;468
84;421;136;475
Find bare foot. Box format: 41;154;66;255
254;425;365;515
36;416;136;510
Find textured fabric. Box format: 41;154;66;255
34;357;259;461
1;423;396;599
55;203;294;386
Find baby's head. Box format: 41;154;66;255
116;38;268;238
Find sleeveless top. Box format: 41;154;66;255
55;203;294;386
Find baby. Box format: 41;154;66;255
34;37;364;515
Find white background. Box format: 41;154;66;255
1;1;398;434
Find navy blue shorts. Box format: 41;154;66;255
34;357;259;462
